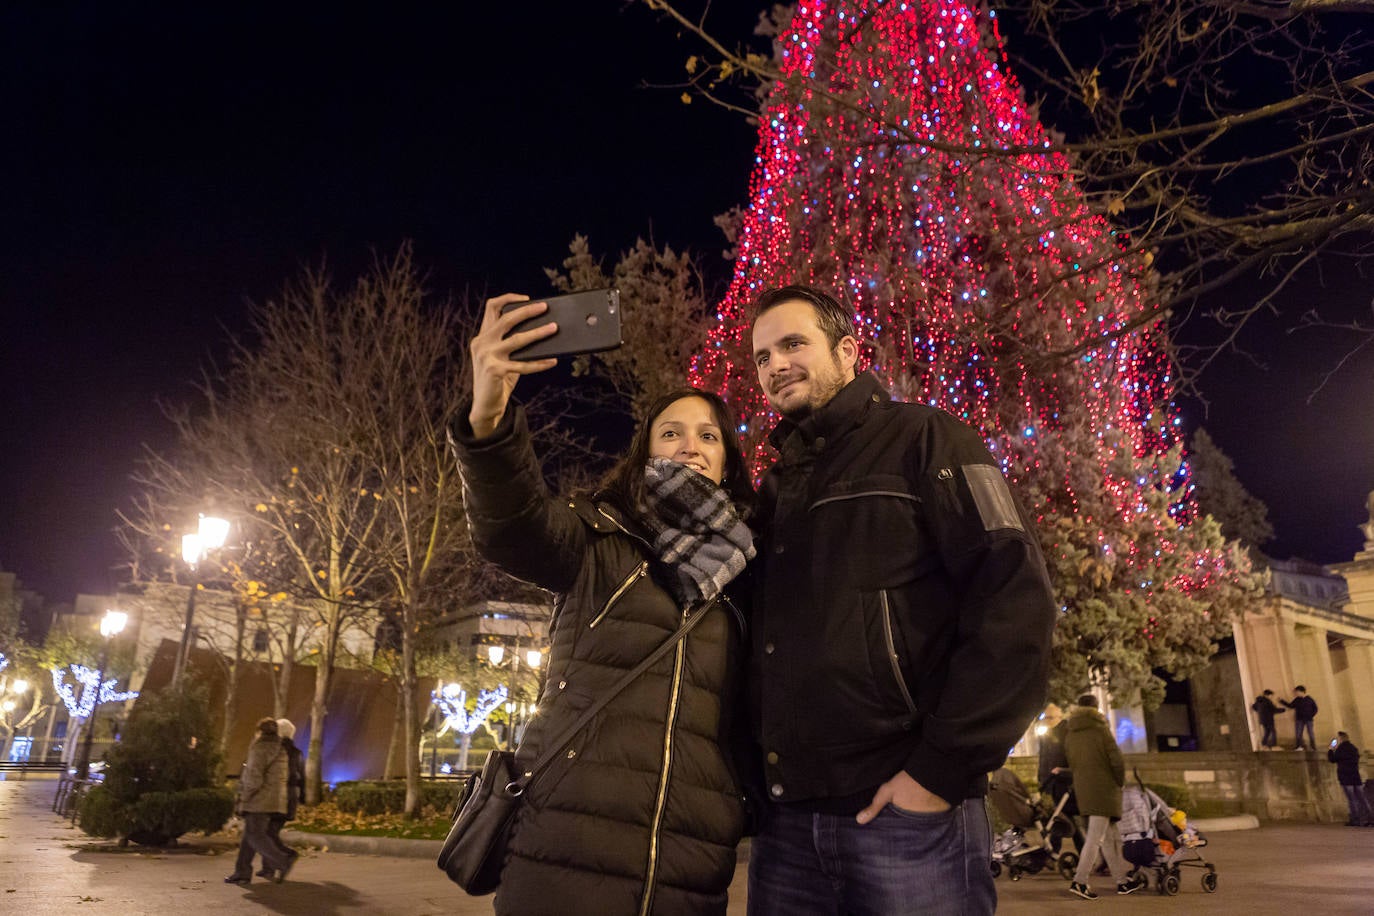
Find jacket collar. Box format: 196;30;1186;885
767;371;890;453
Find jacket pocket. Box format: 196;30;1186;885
588;560;648;629
878;590;918;717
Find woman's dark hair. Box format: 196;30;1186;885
256;716;279;736
597;388;754;516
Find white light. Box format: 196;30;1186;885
1;700;14;712
487;645;505;666
182;533;203;565
1034;724;1049;736
525;650;542;669
198;515;230;550
11;679;27;694
101;610;128;638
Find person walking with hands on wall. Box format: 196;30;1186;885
450;293;757;915
1062;695;1145;900
1251;689;1286;750
1283;686;1319;750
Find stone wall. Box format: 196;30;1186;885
1006;749;1371;822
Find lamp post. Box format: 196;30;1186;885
171;514;230;689
74;609;129;780
485;643;542;748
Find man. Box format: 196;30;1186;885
745;285;1057;915
256;718;305;879
1282;685;1318;750
225;717;295;886
1251;689;1286;749
1062;695;1145;899
1327;731;1373;827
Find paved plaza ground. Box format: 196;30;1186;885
3;774;1372;915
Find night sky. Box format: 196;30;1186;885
2;3;1371;603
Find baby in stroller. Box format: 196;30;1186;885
1119;773;1219;896
986;767;1080;881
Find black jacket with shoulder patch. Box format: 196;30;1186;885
750;372;1056;808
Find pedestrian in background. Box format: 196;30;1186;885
1327;731;1373;827
256;718;305;878
1062;695;1145;900
1282;686;1318;750
1250;689;1286;750
225;716;295;886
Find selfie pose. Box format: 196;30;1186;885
450;293;756;915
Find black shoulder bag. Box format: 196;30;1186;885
437;601;715;895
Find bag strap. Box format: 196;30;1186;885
512;599;717;793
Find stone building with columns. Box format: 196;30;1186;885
1233;494;1374;751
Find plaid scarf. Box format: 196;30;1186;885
639;457;756;605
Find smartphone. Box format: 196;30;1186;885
501;288;622;360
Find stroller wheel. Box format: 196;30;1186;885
1163;872;1181;896
1057;851;1079;880
990;861;1001;879
1202;871;1218;893
1009;867;1022;882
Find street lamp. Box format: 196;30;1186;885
74;609;128;780
171;514;230;688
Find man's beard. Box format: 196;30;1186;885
776;363;847;421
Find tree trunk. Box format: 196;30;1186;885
384;683;405;780
304;604;342;805
218;600;248;773
402;598;421;817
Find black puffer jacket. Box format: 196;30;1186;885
452;404;748;916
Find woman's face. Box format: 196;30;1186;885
647;396;727;485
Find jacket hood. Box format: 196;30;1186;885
1066;706;1106;732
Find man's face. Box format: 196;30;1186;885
751;299;857;420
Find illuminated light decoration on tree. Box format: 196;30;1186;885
691;0;1259;706
433;683;508;736
51;665;139;721
0;653;8;674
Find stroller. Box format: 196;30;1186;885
1119;771;1218;896
986;767;1080;881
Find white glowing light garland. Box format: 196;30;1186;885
51;665;139;720
433;683;507;736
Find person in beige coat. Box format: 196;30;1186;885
225;716;296;885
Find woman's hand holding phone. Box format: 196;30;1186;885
468;293;559;438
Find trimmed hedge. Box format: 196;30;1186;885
80;785;235;845
333;779;469;816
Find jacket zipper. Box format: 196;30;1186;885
809;490;918;510
589;561;648;629
639;613;691;915
880;590;917;716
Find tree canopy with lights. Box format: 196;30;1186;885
690;0;1260;707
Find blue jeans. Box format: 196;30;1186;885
1342;784;1373;825
747;798;994;916
1295;718;1315;749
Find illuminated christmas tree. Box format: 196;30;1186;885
691;0;1259;706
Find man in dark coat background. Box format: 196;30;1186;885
1327;731;1373;827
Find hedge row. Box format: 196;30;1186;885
332;779;469;816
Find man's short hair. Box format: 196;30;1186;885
1338;731;1349;740
256;716;279;735
1263;689;1274;696
1076;694;1097;709
752;284;856;350
1294;685;1307;693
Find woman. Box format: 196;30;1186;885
452;293;756;915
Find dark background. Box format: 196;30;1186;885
2;2;1370;603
